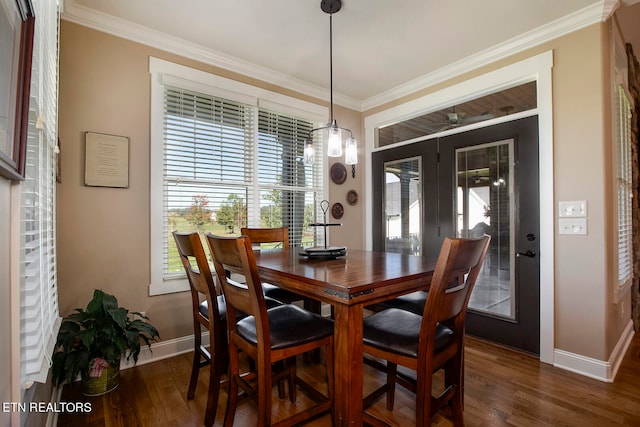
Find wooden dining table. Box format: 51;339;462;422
252;248;436;427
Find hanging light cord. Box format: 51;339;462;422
308;8;353;136
329;13;334;123
304;1;357;169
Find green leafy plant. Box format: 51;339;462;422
52;289;160;386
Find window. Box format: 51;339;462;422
612;22;633;299
616;84;632;290
150;58;326;295
19;0;60;386
376;81;537;147
257;109;319;247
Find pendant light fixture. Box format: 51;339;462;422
304;0;357;168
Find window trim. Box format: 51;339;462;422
149;57;328;296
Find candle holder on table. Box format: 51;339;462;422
300;200;347;259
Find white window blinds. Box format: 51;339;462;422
258;109;322;247
159;87;323;280
20;0;61;386
616;84;633;287
149;58;327;294
162;87;254;276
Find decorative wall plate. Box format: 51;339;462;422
346;189;358;206
330;162;347;185
331;202;344;219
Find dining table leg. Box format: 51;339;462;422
332;302;364;427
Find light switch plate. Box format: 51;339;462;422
559;218;587;235
559;200;587;217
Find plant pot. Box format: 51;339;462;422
82;358;120;396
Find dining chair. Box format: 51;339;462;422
206;233;334;427
362;235;491;427
241;227;322;315
173;231;287;426
172;231;230;427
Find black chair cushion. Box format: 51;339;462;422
236;304;334;350
369;291;427;315
262;282;304;304
199;295;229;321
363;308;454;359
200;295;281;321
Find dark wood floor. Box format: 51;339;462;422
57;333;640;426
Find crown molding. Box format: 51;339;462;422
61;0;362;111
602;0;621;19
361;0;615;110
62;0;614;113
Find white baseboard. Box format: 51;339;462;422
120;332;208;370
54;318;636;386
122;303;333;370
553;320;635;382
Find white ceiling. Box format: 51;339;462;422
62;0;640;111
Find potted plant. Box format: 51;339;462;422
52;289;160;395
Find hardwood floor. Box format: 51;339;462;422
57;333;640;426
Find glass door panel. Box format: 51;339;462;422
456;140;514;319
384;157;421;255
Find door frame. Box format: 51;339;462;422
363;51;554;363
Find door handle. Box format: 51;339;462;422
516;250;536;258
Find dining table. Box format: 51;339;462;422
252;247;436;427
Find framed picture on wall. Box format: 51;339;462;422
84;132;130;188
0;0;35;181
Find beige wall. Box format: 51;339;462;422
553;24;613;360
326;103;365;250
58;22;191;339
57;21;364;341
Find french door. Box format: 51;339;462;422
372;116;540;354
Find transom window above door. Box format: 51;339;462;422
376;81;537;147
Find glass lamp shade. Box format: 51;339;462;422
303;140;315;165
327;127;343;157
344;137;357;165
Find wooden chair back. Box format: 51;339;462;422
419;235;491;360
172;231;226;426
206;234;272;348
240;227;290;249
172;231;220;319
240;226;321;319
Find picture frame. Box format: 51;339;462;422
84;132;130;188
0;0;35;181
